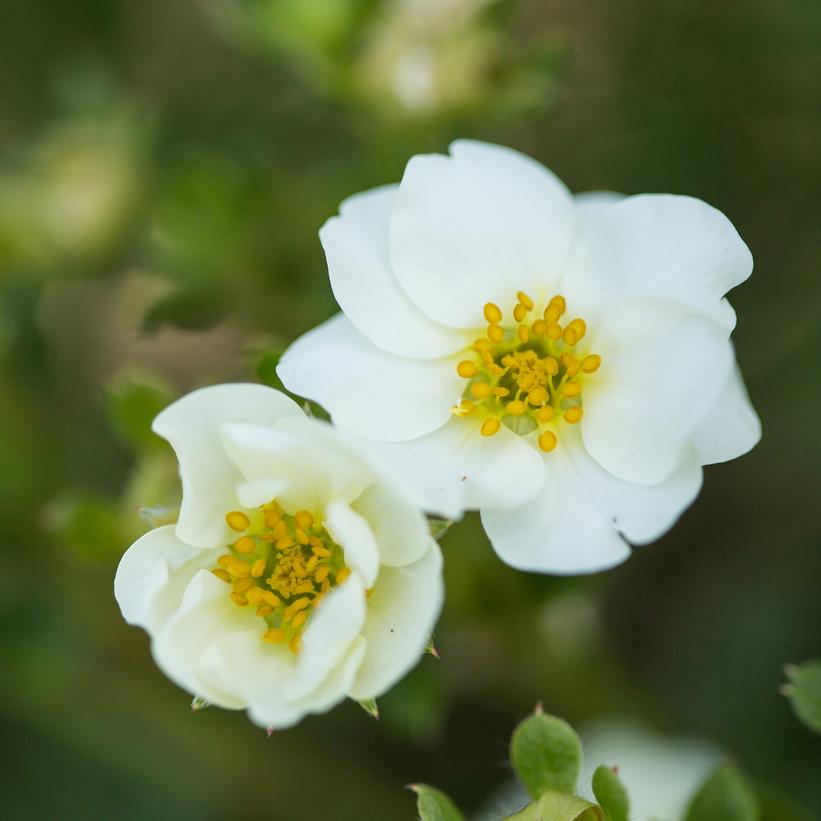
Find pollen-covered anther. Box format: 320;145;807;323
225;511;250;532
457;360;478;378
538;431;558;452
562;382;582;398
564;407;583;424
481;418;501;436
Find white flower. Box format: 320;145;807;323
578;719;723;821
278;140;761;574
114;384;443;729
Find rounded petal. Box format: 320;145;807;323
570;193;753;329
221;417;373;513
277;313;462;442
349;541;443;700
114;525;213;631
321;184;468;358
152;570;254;708
323;499;380;588
482;441;631;575
356;415;547;520
152;384;303;549
390;140;577;329
583;300;734;485
691;365;761;465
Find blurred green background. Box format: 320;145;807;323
1;1;819;818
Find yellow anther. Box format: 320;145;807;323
263;627;287;644
562;326;578;346
546;322;562;340
274;520;289;539
275;537;294;551
336;567;351;585
305;555;319;573
487;323;504;343
519;374;535;391
314;565;330;584
217;554;233;569
481;350;494;366
251;558;267;578
506;400;527;416
211;568;231;583
471;381;490;398
264;509;281;529
289;634;302;654
527;386;549;405
229;560;251;577
582;354;602;373
564;407;583;424
545;305;561;323
234;535;255;554
489;363;506;376
293;510;313;531
246;586;266;605
563;382;582;397
517;324;529;343
474;338;492;352
481;418;502;437
261;590;279;607
513;303;528;322
283;597;311;621
256;605;274;617
230;592;249;607
566;359;581;376
550;295;566;314
517;291;534;310
491;387;510;397
233;576;256;593
537;405;555;422
568;318;586;340
294;528;310;545
544;357;559;375
225;511;250;532
532;319;547;336
290;611;308;630
312;544;331;558
457;360;478;378
539;431;558;452
561;353;575;369
483;302;503;323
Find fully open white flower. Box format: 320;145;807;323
114;384;443;729
278;140;761;574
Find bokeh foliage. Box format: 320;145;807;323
0;1;819;819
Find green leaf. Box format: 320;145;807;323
783;659;821;733
506;792;602;821
591;765;629;821
510;707;582;798
105;379;171;452
408;784;465;821
685;763;759;821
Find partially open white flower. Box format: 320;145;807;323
114;384;443;729
278;140;760;574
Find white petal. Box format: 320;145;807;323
570;193;753;329
114;525;213;631
390;140;577;329
247;637;367;730
221;417;372;513
323;499;380;588
691;365;761;465
482;440;631;575
321;184;468;358
349;474;430;567
356;415;547;520
583;299;733;485
349;541;443;700
286;573;367;701
153;570;255;708
277;313;463;442
152;384;303;548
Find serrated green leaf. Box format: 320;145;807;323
685;763;759;821
783;659;821;733
510;709;582;798
105;379;171;452
509;791;601;821
592;765;629;821
409;784;465;821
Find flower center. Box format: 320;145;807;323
453;291;602;452
211;503;350;654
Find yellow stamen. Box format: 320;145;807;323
289;634;302;654
537;405;555;423
471;382;490;398
225;511;250;532
487;323;504;343
544;357;559;376
517;291;534;310
264;509;281;529
506;400;527;416
230;592;249;607
491;387;510;397
526;387;549;406
251;559;266;578
217;555;233;569
562;326;578;346
582;354;602;373
314;565;330;584
290;611;308;630
539;431;558;452
513;303;527;322
233;576;255;593
517;324;529;343
532;319;547;336
211;568;231;583
263;627;287;644
457;360;478;378
568;318;586;340
481;417;501;436
295;510;314;531
246;587;266;605
234;535;255;554
256;605;274;617
563;382;582;397
336;567;351;585
564;407;583;424
229;560;251;578
294;528;310;545
546;322;562;340
474;338;492;352
312;544;331;558
483;302;503;323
